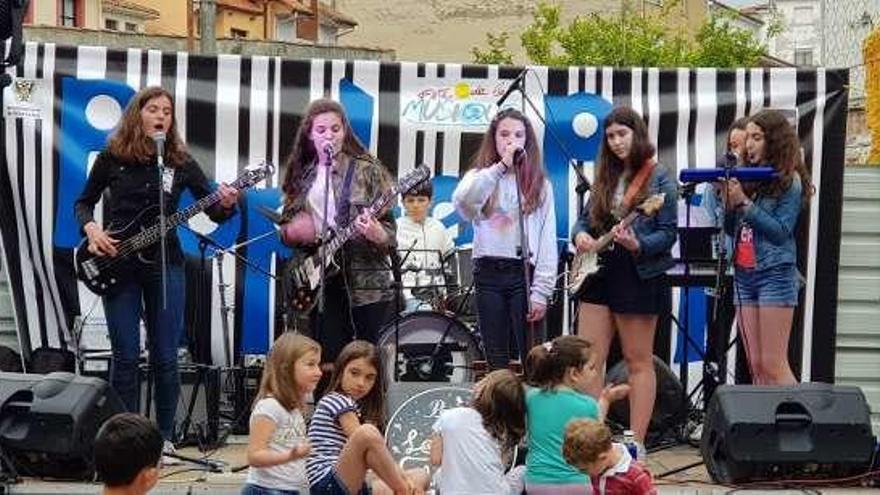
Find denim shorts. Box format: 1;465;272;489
734;263;800;307
310;471;371;495
240;483;300;495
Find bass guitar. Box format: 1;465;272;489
567;193;666;296
288;164;431;313
76;161;275;296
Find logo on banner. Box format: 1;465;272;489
4;78;44;119
402;80;507;128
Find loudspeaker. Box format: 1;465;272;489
701;383;875;484
604;355;684;435
0;371;125;479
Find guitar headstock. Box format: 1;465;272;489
637;193;666;216
396;164;431;195
234;161;276;188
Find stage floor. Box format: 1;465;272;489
2;439;877;494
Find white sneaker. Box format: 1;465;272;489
635;441;648;461
161;440;182;467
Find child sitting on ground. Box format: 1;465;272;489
563;419;657;495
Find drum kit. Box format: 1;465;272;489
376;245;486;384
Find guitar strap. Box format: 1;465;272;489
621;159;656;213
334;157;358;228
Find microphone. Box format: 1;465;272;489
323;141;335;159
496;68;527;107
152;131;166;164
716;151;739;169
513;147;525;165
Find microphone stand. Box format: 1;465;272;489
156;149;168;310
316;146;333;347
512;155;536;356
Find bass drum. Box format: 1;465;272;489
377;311;484;384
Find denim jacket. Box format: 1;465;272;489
572;163;679;279
724;173;803;270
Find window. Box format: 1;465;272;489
125;22;138;32
105;18;119;31
276;15;296;42
230;28;248;39
794;48;813;66
60;0;77;27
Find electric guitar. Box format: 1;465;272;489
567;193;666;296
76;161;275;296
288;164;431;313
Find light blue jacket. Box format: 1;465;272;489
724;174;803;269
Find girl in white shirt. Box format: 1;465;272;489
243;333;324;495
430;369;526;495
452;108;558;369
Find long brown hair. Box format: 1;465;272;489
108;86;188;166
747;109;814;206
255;333;321;411
589;106;656;229
326;340;386;428
471;369;526;452
525;335;592;391
470;108;546;214
281;98;369;203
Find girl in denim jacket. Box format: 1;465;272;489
571;106;678;448
718;109;814;385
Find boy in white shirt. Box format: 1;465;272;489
397;181;455;303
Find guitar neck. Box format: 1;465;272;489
595;210;640;250
321;191;392;258
127;176;248;251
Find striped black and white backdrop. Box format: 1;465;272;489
0;43;847;386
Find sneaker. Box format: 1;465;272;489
161;440;183;467
177;347;192;365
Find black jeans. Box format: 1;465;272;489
310;272;393;364
474;257;528;370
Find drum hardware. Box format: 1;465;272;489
377;311;483;384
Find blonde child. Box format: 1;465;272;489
430;369;526;494
307;340;429;495
523;335;629;495
243;333;324;495
563;419;657;495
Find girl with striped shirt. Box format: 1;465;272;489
306;341;428;495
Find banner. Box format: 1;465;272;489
1;43;848;383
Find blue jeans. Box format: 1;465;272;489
103;263;184;440
241;484;300;495
474;257;528;370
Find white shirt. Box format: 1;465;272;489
433;407;517;495
307;163;337;232
246;398;310;493
452;163;558;305
397;214;454;268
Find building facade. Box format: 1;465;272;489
24;0;103;29
333;0;708;64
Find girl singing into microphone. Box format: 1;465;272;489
720;109;813;385
280;99;396;365
453;108;558;370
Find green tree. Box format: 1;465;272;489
471;31;515;65
473;1;773;68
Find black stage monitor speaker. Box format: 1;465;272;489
701;383;875;484
0;371;125;480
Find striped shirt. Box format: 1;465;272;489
306;392;360;485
